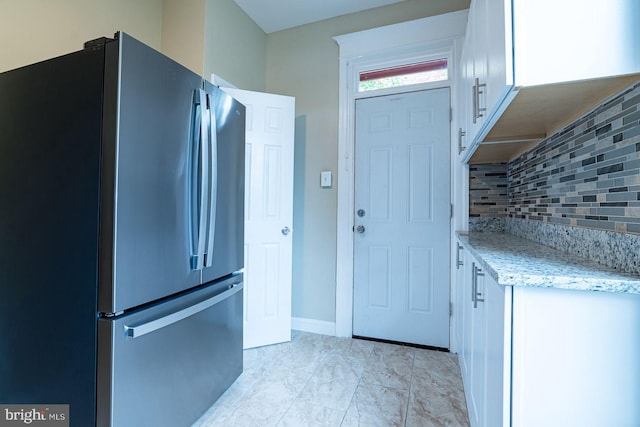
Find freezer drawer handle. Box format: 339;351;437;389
124;282;243;338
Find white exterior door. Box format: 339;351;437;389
353;88;451;348
222;88;295;349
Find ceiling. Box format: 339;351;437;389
232;0;407;34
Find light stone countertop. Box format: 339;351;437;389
456;231;640;294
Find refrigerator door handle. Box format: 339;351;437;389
192;89;210;271
124;282;243;338
204;93;218;267
189;90;202;269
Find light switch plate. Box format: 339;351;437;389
320;170;332;188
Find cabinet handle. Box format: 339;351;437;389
471;262;477;303
473;263;485;308
456;242;464;269
472;77;487;124
458;128;466;154
472;83;477;124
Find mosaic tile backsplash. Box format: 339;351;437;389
508;81;640;233
469;80;640;235
468;81;640;271
468;163;508;232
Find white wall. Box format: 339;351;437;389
0;0;163;73
266;0;471;323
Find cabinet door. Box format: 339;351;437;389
484;0;513;119
468;261;487;427
512;287;640;427
455;242;471;381
459;252;511;427
465;0;488;142
458;250;474;424
461;0;514;151
457;20;473;158
513;0;640;87
484;274;511;427
459;247;473;384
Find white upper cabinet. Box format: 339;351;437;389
458;0;640;163
484;0;511;112
513;0;640;87
458;0;511;159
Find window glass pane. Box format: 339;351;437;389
358;59;448;92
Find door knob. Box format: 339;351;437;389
281;226;291;236
355;225;365;234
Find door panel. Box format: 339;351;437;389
369;148;392;219
409;144;433;221
368;245;392;308
353;88;451;348
408;247;433;313
222;88;295;349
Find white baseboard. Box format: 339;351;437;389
292;317;336;336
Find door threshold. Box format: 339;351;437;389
352;335;449;353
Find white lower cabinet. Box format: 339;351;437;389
455;239;640;427
468;261;486;427
457;246;510;427
511;287;640;427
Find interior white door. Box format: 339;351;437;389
353;88;451;348
222;88;295;349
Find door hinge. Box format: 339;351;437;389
450;302;453;317
450;203;454;218
450;107;453;122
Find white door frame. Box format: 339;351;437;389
333;11;468;339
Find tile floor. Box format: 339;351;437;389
192;331;470;427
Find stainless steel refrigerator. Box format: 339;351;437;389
0;32;245;426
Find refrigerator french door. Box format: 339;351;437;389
0;32;245;427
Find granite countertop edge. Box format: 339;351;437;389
456;231;640;295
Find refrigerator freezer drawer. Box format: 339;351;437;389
96;274;243;427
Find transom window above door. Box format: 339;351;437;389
358;59;448;92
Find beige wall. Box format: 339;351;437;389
161;0;206;75
0;0;163;73
1;0;265;89
266;0;470;323
160;0;267;89
203;0;266;91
